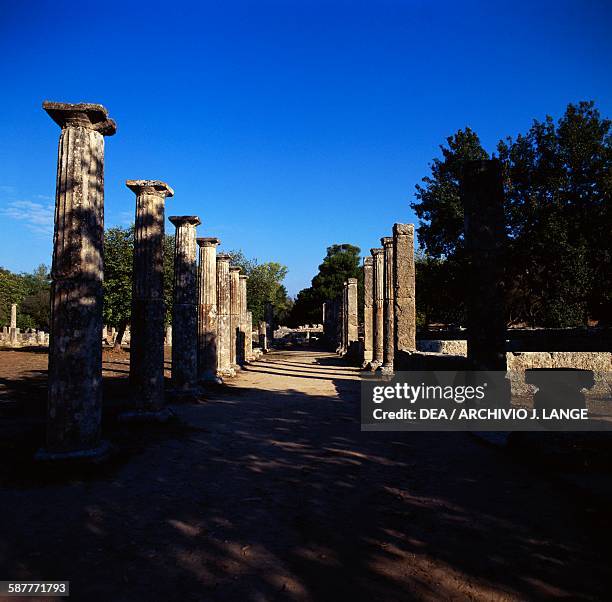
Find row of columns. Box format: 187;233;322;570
328;224;416;373
354;159;506;374
38;101;257;461
363;226;416;373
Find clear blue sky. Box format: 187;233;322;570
0;0;610;295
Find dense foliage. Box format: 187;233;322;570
289;244;363;326
0;264;51;330
411;101;611;327
227;250;291;326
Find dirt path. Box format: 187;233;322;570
1;349;611;601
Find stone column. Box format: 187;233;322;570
371;248;384;369
393;223;416;353
165;325;172;346
380;236;395;374
9;303;18;344
229;267;241;369
238;275;249;364
169;216;201;391
39;101;116;460
197;237;220;381
216;254;234;377
245;311;253;360
347;277;358;354
265;302;274;348
462;159;507;371
126;180;174;418
258;321;268;352
362;257;374;367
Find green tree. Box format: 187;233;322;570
498;101;611;326
289;244;363;326
227;250;290;325
411;128;489;258
103;227;134;339
0;264;50;330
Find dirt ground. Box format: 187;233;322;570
1;347;611;601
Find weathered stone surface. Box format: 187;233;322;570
41;101;115;456
507;351;612;399
393;223;416;353
371;248;384;368
380;236;394;374
128;179;173;412
258;320;268;352
169;216;201;390
229;267;241;369
197;237;220;381
245;310;253;361
462;159;507;371
238;275;248;364
418;339;468;355
362;257;373;366
216;254;234;377
346;277;358;353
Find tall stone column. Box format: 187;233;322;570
126;180;174;417
462;159;507;371
371;248;384;369
238;275;249;364
380;236;395;374
229;267;241;369
265;302;274;348
245;311;253;360
216;254;234;377
197;237;220;381
9;303;18;344
169;216;201;391
362;257;374;367
258;321;268;352
393;223;416;353
347;277;358;355
39;101;116;459
336;294;344;353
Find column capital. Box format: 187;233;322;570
364;256;373;266
348;278;358;285
371;247;384;257
43;101;117;136
169;215;201;227
381;236;393;248
126;180;174;197
229;267;241;273
239;274;248;281
393;223;414;236
216;253;231;262
197;237;220;247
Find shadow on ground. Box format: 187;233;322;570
0;348;611;601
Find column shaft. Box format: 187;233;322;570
462;160;507;371
216;255;233;376
229;268;241;368
371;248;384;367
381;237;395;373
170;216;201;389
128;180;173;411
347;277;358;349
197;238;220;380
43;102;115;456
393;223;416;353
362;257;374;366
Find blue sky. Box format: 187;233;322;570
0;0;610;295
